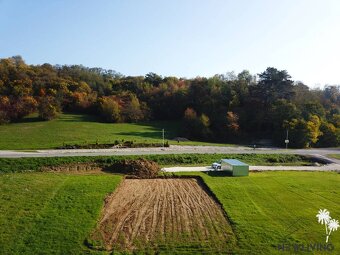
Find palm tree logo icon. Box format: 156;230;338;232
327;219;340;243
316;209;339;243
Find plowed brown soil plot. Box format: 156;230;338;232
88;178;236;253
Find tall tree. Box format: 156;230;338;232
257;67;295;105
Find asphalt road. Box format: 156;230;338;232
0;145;339;161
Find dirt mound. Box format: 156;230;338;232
109;159;160;178
88;178;235;252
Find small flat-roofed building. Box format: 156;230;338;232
221;159;249;176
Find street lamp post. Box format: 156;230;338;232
162;129;165;147
285;129;289;149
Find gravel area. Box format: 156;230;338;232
162;163;340;172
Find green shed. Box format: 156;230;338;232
221;159;249;176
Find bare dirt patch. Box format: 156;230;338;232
40;163;102;172
88;178;236;253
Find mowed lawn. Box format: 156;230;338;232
1;171;339;254
0;113;233;150
177;171;340;255
0;172;122;255
0;113;180;150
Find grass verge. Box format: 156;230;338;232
0;153;318;173
327;154;340;160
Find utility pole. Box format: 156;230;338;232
285;129;289;149
162;129;165;147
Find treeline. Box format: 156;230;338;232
0;56;339;148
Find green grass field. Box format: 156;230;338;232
1;170;339;254
176;171;340;254
0;172;122;255
0;113;234;150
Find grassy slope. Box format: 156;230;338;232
0;172;122;255
176;171;340;254
0;113;233;150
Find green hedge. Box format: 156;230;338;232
0;154;317;173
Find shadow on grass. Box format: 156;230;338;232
116;131;168;139
13;116;42;123
116;121;180;139
12;113;101;124
59;113;101;123
204;171;233;177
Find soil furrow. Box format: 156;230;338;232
90;178;233;252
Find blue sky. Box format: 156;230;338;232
1;0;339;87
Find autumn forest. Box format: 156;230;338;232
0;56;339;148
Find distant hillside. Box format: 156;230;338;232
0;56;339;147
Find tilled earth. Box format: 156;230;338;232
89;178;235;253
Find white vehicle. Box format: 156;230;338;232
212;160;221;170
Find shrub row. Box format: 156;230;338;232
57;140;169;149
0;154;318;174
